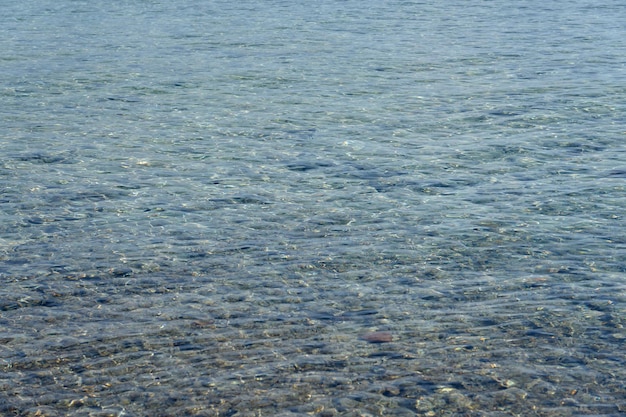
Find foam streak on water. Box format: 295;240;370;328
1;0;626;415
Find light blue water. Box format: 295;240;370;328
1;0;626;415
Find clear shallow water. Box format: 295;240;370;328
1;0;626;415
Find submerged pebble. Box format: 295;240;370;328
360;331;393;343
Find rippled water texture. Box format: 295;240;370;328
1;0;626;415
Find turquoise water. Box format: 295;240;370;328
1;0;626;415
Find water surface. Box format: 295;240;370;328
1;0;626;415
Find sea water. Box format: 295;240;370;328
1;0;625;415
